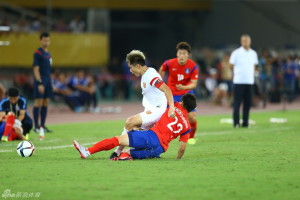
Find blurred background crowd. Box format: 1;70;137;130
1;0;300;112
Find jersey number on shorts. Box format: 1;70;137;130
177;74;184;81
167;116;183;134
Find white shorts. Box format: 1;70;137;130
139;106;166;130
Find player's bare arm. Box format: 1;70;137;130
33;66;44;94
0;111;5;122
176;141;187;159
18;110;26;121
176;79;198;90
158;83;175;118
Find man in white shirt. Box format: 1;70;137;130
229;34;258;128
110;50;175;159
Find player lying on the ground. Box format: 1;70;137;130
73;93;196;160
110;50;175;159
0;112;25;141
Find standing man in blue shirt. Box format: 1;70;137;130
32;32;53;133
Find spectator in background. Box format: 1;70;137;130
282;55;300;102
68;70;99;112
258;49;272;107
52;72;83;112
97;67;114;100
55;19;69;33
197;48;219;99
30;15;43;33
0;83;6;101
69;15;85;33
218;52;233;101
229;34;258;128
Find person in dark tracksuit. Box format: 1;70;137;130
229;34;258;128
32;32;53;133
0;87;33;140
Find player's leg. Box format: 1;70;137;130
21;115;33;139
187;111;197;145
124;129;164;160
112;107;165;158
1;113;15;142
12;125;25;141
242;85;252;127
73;133;129;159
111;113;143;158
33;98;43;132
40;98;49;129
41;81;53;132
233;84;243;127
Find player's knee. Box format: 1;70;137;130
188;115;197;123
125;117;135;130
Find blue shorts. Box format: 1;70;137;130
33;79;53;99
127;130;164;159
0;122;6;138
173;91;197;112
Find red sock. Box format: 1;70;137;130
88;137;120;155
189;121;197;139
3;115;15;137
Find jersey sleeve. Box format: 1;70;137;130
19;97;27;110
191;65;199;80
0;100;5;112
150;77;164;88
32;51;42;67
179;129;191;143
161;60;169;72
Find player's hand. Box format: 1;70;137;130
168;107;175;118
176;84;185;90
38;85;45;94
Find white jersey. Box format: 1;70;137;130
141;67;167;109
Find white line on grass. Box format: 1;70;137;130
0;142;95;153
198;126;292;136
0;127;292;153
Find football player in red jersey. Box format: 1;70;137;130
73;93;196;160
159;42;199;144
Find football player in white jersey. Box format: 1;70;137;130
110;50;175;159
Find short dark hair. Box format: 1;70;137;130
7;87;19;97
176;42;191;53
181;93;197;113
126;50;146;66
40;32;50;40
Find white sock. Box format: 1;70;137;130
114;128;128;155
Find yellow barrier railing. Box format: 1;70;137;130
0;33;109;67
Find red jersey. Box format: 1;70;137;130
151;102;191;151
161;58;199;95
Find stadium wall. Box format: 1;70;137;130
0;33;109;67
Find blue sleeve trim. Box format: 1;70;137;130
165;60;169;71
182;129;191;136
19;97;27;110
191;65;198;74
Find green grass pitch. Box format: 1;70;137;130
1;110;300;200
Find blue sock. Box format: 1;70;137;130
33;107;40;128
40;106;48;127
